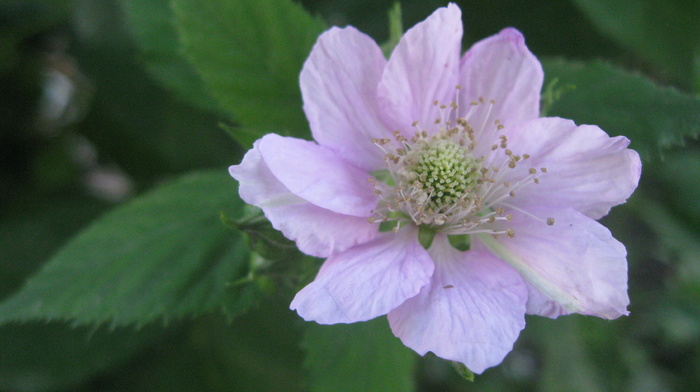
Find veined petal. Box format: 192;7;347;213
258;133;377;217
503;117;642;219
377;3;462;134
301;26;388;171
458;28;543;136
290;227;434;324
229;139;378;257
479;208;630;319
388;235;527;374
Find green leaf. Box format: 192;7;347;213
0;171;259;326
450;361;475;382
0;192;108;299
380;2;404;58
171;0;326;146
0;322;165;391
121;0;219;112
650;151;700;228
303;317;416;392
100;300;306;392
543;59;700;161
573;0;700;89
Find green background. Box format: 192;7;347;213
1;0;698;390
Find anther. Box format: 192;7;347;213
547;217;555;226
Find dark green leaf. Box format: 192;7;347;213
0;192;108;299
99;300;306;392
0;322;166;391
76;39;240;181
0;171;258;326
573;0;700;89
171;0;326;146
303;317;416;392
543;59;700;160
121;0;219;112
649;151;700;229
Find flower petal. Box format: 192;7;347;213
258;133;377;217
300;26;388;171
388;235;527;374
479;208;630;319
290;227;434;324
229;139;378;257
458;28;543;133
503;117;642;219
377;3;462;134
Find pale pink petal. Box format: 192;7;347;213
522;281;571;318
229;139;377;258
377;4;462;134
262;203;378;259
258;133;377;217
388;235;527;374
458;28;543;134
501;117;641;219
301;26;388;171
290;227;434;324
479;208;630;319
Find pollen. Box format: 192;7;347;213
367;89;553;241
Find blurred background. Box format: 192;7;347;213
1;0;698;391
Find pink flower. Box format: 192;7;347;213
229;3;641;373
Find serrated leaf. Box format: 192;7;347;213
121;0;219;112
543;59;700;160
0;171;258;326
303;317;416;392
171;0;326;146
573;0;700;89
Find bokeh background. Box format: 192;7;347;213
1;0;699;391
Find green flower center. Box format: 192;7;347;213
410;139;481;211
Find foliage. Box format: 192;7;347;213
0;0;698;391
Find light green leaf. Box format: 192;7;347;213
573;0;700;89
380;2;404;58
303;317;416;392
121;0;219;112
171;0;326;146
0;171;258;326
543;59;700;161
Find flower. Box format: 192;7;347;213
229;3;641;373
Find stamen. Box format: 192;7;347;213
367;91;552;239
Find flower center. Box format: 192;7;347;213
367;92;553;242
408;139;480;211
